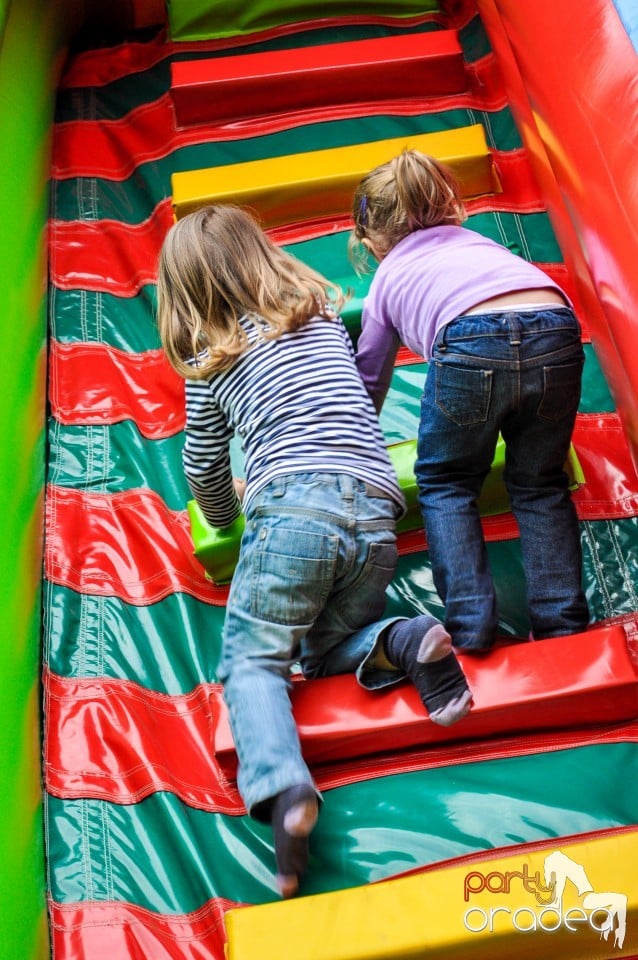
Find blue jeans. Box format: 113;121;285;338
415;307;589;649
219;472;403;816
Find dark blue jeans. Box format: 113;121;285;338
415;307;589;648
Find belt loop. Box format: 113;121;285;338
271;476;285;498
507;314;522;345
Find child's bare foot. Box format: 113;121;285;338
385;617;472;725
271;784;319;898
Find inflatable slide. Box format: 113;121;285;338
1;0;638;956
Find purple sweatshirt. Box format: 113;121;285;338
356;225;569;410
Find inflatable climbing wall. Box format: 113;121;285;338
31;0;638;956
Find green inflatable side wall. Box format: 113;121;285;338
0;1;69;955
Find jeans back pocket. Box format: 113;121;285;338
251;524;339;626
434;360;493;426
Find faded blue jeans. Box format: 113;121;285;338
219;472;404;817
415;306;589;649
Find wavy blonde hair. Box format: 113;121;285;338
157;204;344;378
349;150;466;272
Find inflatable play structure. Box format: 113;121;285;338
2;0;638;956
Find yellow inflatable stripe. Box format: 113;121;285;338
224;829;638;959
171;124;500;226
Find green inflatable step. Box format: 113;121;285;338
189;439;584;583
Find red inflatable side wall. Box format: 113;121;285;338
476;0;638;465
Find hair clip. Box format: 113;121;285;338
359;195;368;227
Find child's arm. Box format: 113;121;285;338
355;309;401;413
183;378;242;528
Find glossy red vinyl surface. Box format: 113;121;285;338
477;0;638;466
572;414;638;518
49;897;237;960
49;200;174;296
44;626;638;811
53;54;506;182
170;31;466;127
44;485;229;606
213;624;638;775
44;670;241;813
49;340;184;438
49;152;545;297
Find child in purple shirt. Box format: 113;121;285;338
351;150;589;649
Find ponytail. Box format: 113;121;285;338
349;150;465;270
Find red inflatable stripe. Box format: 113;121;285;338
42;416;638;608
49;896;236;960
49;151;543;297
44;670;242;812
49;340;185;438
53;56;506;182
44;485;230;606
57;10;460;90
49;200;174;296
41;485;460;606
572;413;638;519
44;623;638;811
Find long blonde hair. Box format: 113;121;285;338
157;204;344;378
349;150;466;271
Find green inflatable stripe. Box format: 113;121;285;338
458;8;493;63
45;585;226;693
51;105;522;225
49;285;160;351
579;344;616;412
49;212;570;350
581;516;638;621
54;59;171;124
44;510;636;696
167;0;441;42
47;741;638;911
48;422;191;508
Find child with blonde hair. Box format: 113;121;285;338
157;204;471;899
351;150;589;650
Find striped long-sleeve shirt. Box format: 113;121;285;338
183;314;405;528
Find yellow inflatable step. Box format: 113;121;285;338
171;124;500;226
224;828;637;959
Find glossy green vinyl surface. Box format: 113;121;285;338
167;0;440;42
43;7;638;952
45;583;226;692
52;103;522;226
47;742;638;910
